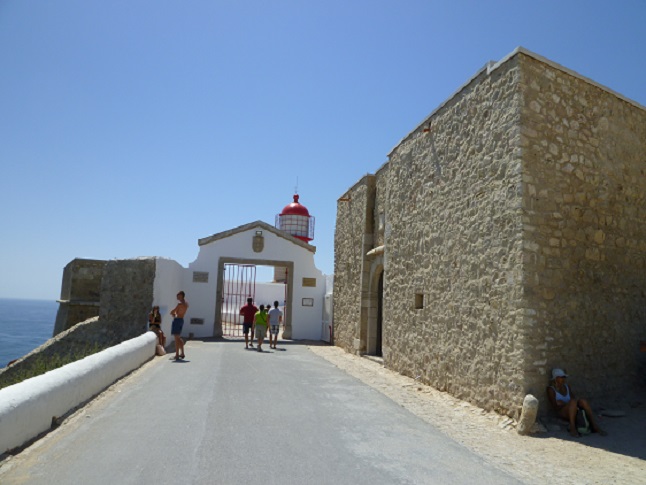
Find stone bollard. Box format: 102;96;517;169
517;394;539;435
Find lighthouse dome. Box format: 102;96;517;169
280;194;310;217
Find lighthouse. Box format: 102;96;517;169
275;194;315;243
273;194;315;283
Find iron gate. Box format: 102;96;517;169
220;264;256;337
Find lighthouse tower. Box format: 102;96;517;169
275;194;315;243
273;194;315;282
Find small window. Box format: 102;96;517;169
415;293;424;310
190;318;205;325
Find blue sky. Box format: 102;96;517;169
1;1;645;300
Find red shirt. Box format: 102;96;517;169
240;304;258;323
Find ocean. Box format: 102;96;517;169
0;298;58;367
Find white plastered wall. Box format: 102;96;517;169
185;225;325;340
152;258;188;339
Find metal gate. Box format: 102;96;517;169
220;264;256;337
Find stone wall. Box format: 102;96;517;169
334;176;375;352
518;54;646;404
53;259;104;336
383;56;525;415
373;163;389;250
98;258;156;340
333;49;646;418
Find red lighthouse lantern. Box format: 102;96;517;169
276;194;315;243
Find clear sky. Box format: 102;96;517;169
1;1;645;300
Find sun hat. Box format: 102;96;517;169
552;368;568;379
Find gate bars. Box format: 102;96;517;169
221;264;257;337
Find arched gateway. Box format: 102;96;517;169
153;218;327;342
145;193;329;342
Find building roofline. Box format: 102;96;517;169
338;173;376;201
198;220;316;253
387;46;646;158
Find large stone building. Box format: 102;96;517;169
333;47;646;417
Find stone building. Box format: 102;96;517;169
333;47;646;417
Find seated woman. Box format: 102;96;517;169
547;368;607;437
148;306;166;347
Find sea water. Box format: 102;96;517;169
0;298;57;367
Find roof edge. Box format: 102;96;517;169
198;220;316;253
388;46;646;157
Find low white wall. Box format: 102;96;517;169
0;332;157;454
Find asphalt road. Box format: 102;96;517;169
0;339;521;485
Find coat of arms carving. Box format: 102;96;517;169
252;234;264;253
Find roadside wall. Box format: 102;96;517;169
0;332;157;454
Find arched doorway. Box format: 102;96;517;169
366;264;384;357
214;258;294;339
376;271;383;356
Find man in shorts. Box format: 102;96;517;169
254;304;268;352
170;291;188;360
239;297;258;349
268;301;283;349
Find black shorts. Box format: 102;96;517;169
243;323;253;334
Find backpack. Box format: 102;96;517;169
575;408;591;435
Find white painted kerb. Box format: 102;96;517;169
0;332;157;454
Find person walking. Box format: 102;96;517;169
170;291;188;360
239;297;258;349
254;304;269;352
268;301;283;349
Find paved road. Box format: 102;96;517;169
0;340;521;485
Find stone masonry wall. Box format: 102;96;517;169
518;53;646;406
373;163;389;250
99;258;156;341
334;50;646;418
53;259;104;336
383;57;526;416
334;176;375;352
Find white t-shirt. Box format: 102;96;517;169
268;307;283;325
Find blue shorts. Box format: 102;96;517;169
243;323;253;334
171;318;184;335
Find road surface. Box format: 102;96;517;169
0;339;521;484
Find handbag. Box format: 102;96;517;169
575;408;591;435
